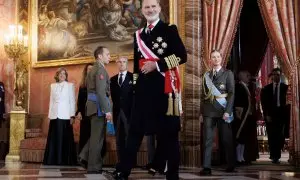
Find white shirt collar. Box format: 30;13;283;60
147;18;160;29
212;66;222;73
119;71;127;77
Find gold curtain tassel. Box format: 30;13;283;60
174;93;180;116
166;93;173;116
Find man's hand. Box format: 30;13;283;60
199;115;203;123
70;116;75;125
235;107;243;120
77;112;82;120
265;116;272;123
106;112;112;121
141;61;157;74
223;113;230;121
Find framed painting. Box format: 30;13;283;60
29;0;174;68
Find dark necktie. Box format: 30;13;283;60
147;24;154;35
119;73;123;86
213;70;217;80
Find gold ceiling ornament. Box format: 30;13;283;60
3;24;28;110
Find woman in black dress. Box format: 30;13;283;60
43;67;77;165
76;63;93;153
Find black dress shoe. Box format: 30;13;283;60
78;158;87;169
200;168;211;175
148;168;156;176
225;167;235;172
272;159;280;164
87;170;103;174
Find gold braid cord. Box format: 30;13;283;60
202;72;214;103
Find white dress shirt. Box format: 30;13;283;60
48;81;76;120
273;82;281;107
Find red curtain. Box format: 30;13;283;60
202;0;243;70
260;43;274;87
258;0;300;166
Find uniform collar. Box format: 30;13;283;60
147;18;160;30
212;66;222;73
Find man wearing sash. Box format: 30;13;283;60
200;50;235;175
113;0;187;179
78;46;112;174
233;71;253;164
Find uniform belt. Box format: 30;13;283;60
215;93;228;99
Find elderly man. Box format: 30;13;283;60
110;57;133;163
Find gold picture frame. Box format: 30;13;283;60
28;0;181;68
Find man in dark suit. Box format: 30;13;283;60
261;68;288;164
200;50;235;175
110;57;133;163
113;0;187;179
78;46;112;174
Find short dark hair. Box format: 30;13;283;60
94;46;107;59
272;68;282;74
54;67;68;82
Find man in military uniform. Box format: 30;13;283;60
78;46;112;174
200;50;235;175
113;0;187;179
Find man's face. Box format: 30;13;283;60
117;58;128;72
272;70;281;83
98;48;111;64
210;51;222;67
142;0;161;23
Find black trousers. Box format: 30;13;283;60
266;108;285;160
116;130;180;180
115;110;129;163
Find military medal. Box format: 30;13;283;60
157;37;163;42
162;42;167;48
219;84;225;90
157;48;164;55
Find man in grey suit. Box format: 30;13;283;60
200;50;235;175
79;46;112;174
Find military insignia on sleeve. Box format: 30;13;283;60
99;74;104;80
153;43;159;49
157;48;164;55
0;86;3;92
157;37;163;42
219;84;226;90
